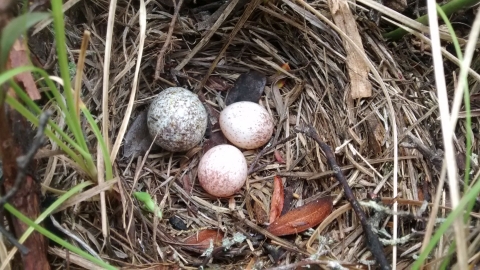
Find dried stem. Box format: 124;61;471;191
248;133;297;175
154;0;184;80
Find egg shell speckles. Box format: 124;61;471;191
147;87;208;152
197;145;248;197
219;101;274;149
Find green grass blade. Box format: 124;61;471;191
411;173;480;269
0;66;36;85
384;0;480;40
4;203;116;270
16;181;93;243
81;107;110;179
0;12;50;67
5;96;89;173
50;0;87;151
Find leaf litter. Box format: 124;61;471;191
28;0;480;269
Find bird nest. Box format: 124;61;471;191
26;0;480;269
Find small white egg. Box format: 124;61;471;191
147;87;208;152
219;101;274;149
197;145;247;197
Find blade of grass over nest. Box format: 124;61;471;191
420;163;447;269
384;0;480;40
0;181;93;270
412;172;480;269
449;6;480;129
437;4;476;210
5;97;88;174
3;203;115;270
353;0;475;45
99;0;118;242
110;0;146;163
291;1;398;267
424;0;467;269
421;8;480;269
53;178;118;213
1;68;92;169
70;31;113;179
385;19;480;82
51;0;93;170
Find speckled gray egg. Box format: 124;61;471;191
219;101;274;149
197;144;248;197
147;87;208;152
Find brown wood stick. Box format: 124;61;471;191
296;125;391;270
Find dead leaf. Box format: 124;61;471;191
182;229;224;249
327;0;371;99
123;110;160;158
225;71;266;105
269;176;284;223
253;200;268;224
8;39;41;100
267;197;333;236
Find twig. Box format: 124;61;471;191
265;259;356;270
0;224;28;254
248;133;297;175
295;125;391;270
400;133;443;172
154;0;184;80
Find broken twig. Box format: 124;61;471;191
295;125;391;270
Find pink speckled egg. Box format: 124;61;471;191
219;101;274;149
197;145;247;197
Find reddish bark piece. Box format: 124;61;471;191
183;229;224;249
0;108;49;269
267;197;333;236
8;39;41;100
269;176;284;223
274;149;285;164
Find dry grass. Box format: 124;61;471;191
25;0;480;269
